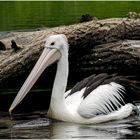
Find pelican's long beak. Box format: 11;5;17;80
9;48;61;113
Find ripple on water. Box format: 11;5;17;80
0;111;140;139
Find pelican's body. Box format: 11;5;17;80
9;34;140;124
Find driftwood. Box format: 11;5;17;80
0;17;140;88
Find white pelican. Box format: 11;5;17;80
9;34;140;124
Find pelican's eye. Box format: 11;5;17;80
50;42;55;46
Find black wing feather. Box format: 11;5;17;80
67;73;140;105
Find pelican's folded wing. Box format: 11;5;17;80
77;82;126;118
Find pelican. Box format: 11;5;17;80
9;34;140;124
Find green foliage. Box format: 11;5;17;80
0;1;140;31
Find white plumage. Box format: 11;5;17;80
77;82;125;118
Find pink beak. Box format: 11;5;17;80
9;47;61;113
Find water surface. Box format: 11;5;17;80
0;111;140;139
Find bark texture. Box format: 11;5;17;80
0;18;140;88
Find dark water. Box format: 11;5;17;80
0;1;140;31
0;111;140;139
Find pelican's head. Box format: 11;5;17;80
9;34;69;113
45;34;69;53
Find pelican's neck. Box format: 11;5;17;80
48;49;70;119
52;52;68;100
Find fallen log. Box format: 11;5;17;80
74;40;140;80
0;17;140;88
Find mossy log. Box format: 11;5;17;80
0;17;140;88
